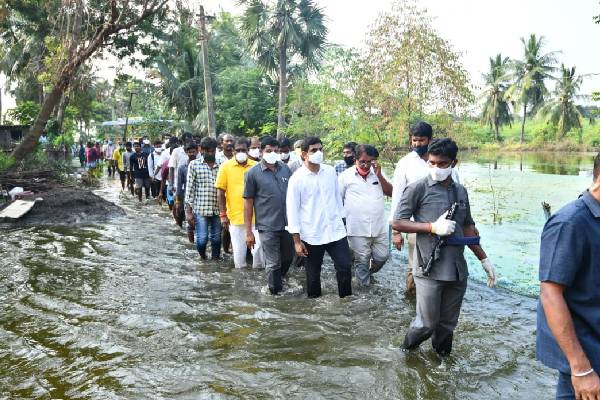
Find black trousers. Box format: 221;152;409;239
303;237;352;298
150;179;161;198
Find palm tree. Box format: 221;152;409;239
239;0;328;139
539;64;586;141
507;34;557;143
481;54;512;141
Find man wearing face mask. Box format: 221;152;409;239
338;144;393;286
278;138;295;165
390;121;461;296
185;137;222;260
335;142;357;175
148;140;167;198
392;138;496;357
288;140;305;174
176;143;199;243
248;136;262;162
244;136;294;294
169;132;194;226
215;137;263;269
287;137;352;298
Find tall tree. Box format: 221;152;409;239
239;0;328;139
507;34;557;143
539;64;586;140
8;0;169;162
480;54;512;141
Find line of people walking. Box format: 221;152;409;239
92;121;503;360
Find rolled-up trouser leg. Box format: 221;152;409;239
347;236;372;286
406;233;417;295
431;279;467;356
326;237;353;298
259;231;283;294
303;242;326;298
403;276;442;349
370;231;390;274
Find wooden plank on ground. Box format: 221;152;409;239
0;200;36;219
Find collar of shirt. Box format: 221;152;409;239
298;164;326;176
582;190;600;218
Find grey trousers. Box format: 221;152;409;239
403;276;467;356
347;232;390;286
258;230;294;294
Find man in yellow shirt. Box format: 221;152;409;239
113;141;126;191
215;137;264;269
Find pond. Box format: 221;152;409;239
1;151;594;399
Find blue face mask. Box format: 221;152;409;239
412;145;428;157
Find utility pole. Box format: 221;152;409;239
198;5;216;138
123;91;134;143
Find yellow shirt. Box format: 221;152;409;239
215;158;256;225
113;147;124;171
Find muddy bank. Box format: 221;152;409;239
1;186;125;226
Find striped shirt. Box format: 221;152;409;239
184;159;220;216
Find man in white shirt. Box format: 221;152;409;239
216;133;234;165
169;132;194;226
148;140;167;198
339;144;393;286
287;137;352;298
390;121;460;295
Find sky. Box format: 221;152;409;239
2;0;599;112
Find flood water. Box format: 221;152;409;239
1;151;595;399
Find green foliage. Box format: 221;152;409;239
480;54;513;141
0;152;15;173
539;65;585;140
5;100;40;125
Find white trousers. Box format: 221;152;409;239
229;224;264;269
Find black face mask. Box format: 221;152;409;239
412;145;428;157
203;153;216;163
344;156;355;166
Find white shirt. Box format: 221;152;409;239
168;147;189;188
389;151;460;221
216;151;231;165
287;164;347;245
148;150;168;180
338;167;387;237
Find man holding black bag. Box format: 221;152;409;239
392;138;496;356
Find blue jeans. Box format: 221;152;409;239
194;214;222;258
556;372;575;399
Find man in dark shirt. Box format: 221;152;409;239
392;138;494;356
130;141;151;202
537;152;600;399
243;136;293;294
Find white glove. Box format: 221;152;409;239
481;258;496;288
430;211;456;236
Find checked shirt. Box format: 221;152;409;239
184;159;220;217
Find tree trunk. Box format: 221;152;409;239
56;95;69;132
520;104;527;144
494;120;499;141
11;84;66;161
0;83;3;125
277;43;287;140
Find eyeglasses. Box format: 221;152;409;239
358;160;374;166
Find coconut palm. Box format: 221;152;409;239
239;0;328;139
481;54;512;141
507;34;557;143
539;64;586;140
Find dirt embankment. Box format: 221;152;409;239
2;186;125;227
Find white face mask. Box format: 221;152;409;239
263;151;279;165
308;150;324;165
249;148;261;159
235;152;248;163
280;152;290;161
430;166;453;182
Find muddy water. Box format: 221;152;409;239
2;152;586;399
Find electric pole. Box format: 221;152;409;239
123;91;134;143
198;5;216;138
